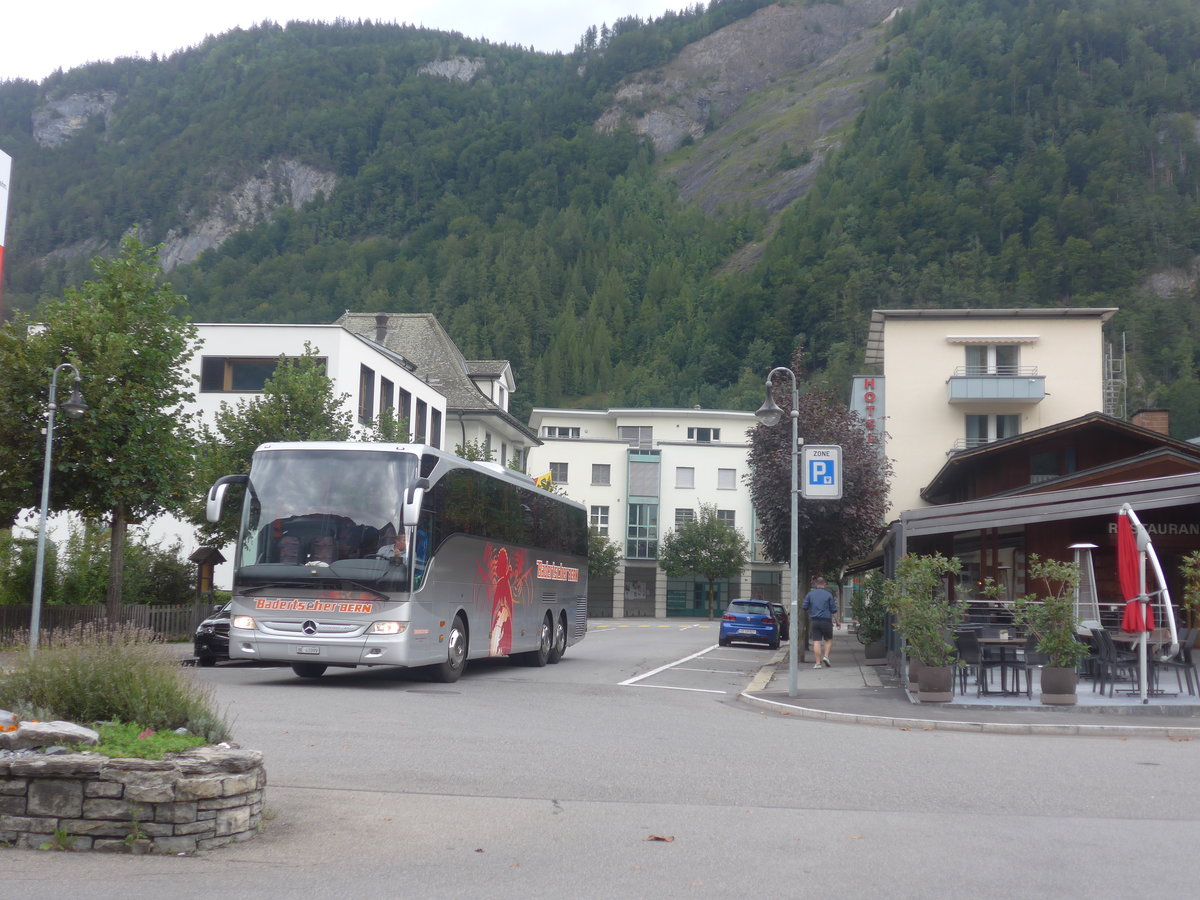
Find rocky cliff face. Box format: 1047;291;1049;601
32;92;118;147
159;159;338;270
597;1;906;219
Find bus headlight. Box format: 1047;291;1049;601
232;615;256;629
367;621;407;635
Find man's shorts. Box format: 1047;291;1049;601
810;618;834;641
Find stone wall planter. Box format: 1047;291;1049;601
0;745;265;853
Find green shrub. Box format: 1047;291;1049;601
82;722;209;759
0;623;230;743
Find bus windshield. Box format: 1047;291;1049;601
238;448;418;589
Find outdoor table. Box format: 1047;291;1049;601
977;636;1027;696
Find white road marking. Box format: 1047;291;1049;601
618;645;717;686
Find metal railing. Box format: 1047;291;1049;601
0;604;206;647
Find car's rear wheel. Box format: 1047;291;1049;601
719;636;731;647
196;654;217;667
291;663;327;678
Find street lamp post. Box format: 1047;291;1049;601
755;366;800;697
30;363;87;655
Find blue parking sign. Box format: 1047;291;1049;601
802;445;842;499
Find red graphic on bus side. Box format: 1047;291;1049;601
481;545;531;657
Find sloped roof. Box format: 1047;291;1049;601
334;312;537;441
920;411;1200;503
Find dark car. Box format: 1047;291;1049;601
194;602;231;666
718;599;781;649
769;601;790;642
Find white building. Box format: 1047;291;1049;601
526;407;784;617
192;323;446;444
861;308;1118;516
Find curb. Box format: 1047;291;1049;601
741;652;1200;738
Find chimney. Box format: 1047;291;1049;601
374;313;389;344
1130;408;1170;436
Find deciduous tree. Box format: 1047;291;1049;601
746;349;892;586
659;503;749;618
0;235;200;620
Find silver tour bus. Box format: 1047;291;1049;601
206;442;589;681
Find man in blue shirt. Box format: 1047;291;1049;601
802;576;840;668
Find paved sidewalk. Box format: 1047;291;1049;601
740;628;1200;737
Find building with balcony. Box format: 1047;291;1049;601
863;308;1118;515
526;408;783;617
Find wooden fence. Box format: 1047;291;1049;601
0;603;212;646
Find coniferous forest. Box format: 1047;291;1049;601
4;1;1200;434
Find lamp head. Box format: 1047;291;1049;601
755;389;783;427
62;379;88;418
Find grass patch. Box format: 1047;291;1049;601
81;721;209;759
0;623;230;745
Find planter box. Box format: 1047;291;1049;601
1039;666;1078;706
863;640;887;666
906;657;924;692
917;664;954;702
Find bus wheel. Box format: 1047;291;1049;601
548;614;567;664
292;663;326;678
523;614;553;667
432;615;467;683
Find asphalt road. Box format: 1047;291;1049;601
3;620;1199;898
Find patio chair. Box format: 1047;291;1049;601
1091;628;1140;697
1019;634;1050;699
954;628;1004;696
1151;628;1197;697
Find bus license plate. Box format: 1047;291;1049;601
297;646;321;655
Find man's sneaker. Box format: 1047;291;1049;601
822;657;831;667
812;663;822;669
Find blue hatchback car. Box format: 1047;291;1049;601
718;599;781;649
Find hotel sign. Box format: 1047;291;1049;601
851;376;884;447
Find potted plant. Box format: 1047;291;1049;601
850;570;888;666
1012;555;1089;705
1179;551;1200;644
882;553;963;702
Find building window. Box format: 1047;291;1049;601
550;462;569;484
543;426;580;438
592;464;611;485
717;468;736;490
415;399;428;443
687;427;720;442
591;505;609;535
430;408;442;449
397;388;412;430
965;344;1019;375
717;509;736;528
676;467;695;489
627;503;658;559
380;377;394;415
675;508;695;527
200;356;326;393
618;425;653;448
628;455;660;496
358;365;375;425
965;414;1020;448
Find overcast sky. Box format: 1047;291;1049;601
2;1;689;83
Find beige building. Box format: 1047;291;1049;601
863;308;1119;515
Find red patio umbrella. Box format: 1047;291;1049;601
1118;513;1154;633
